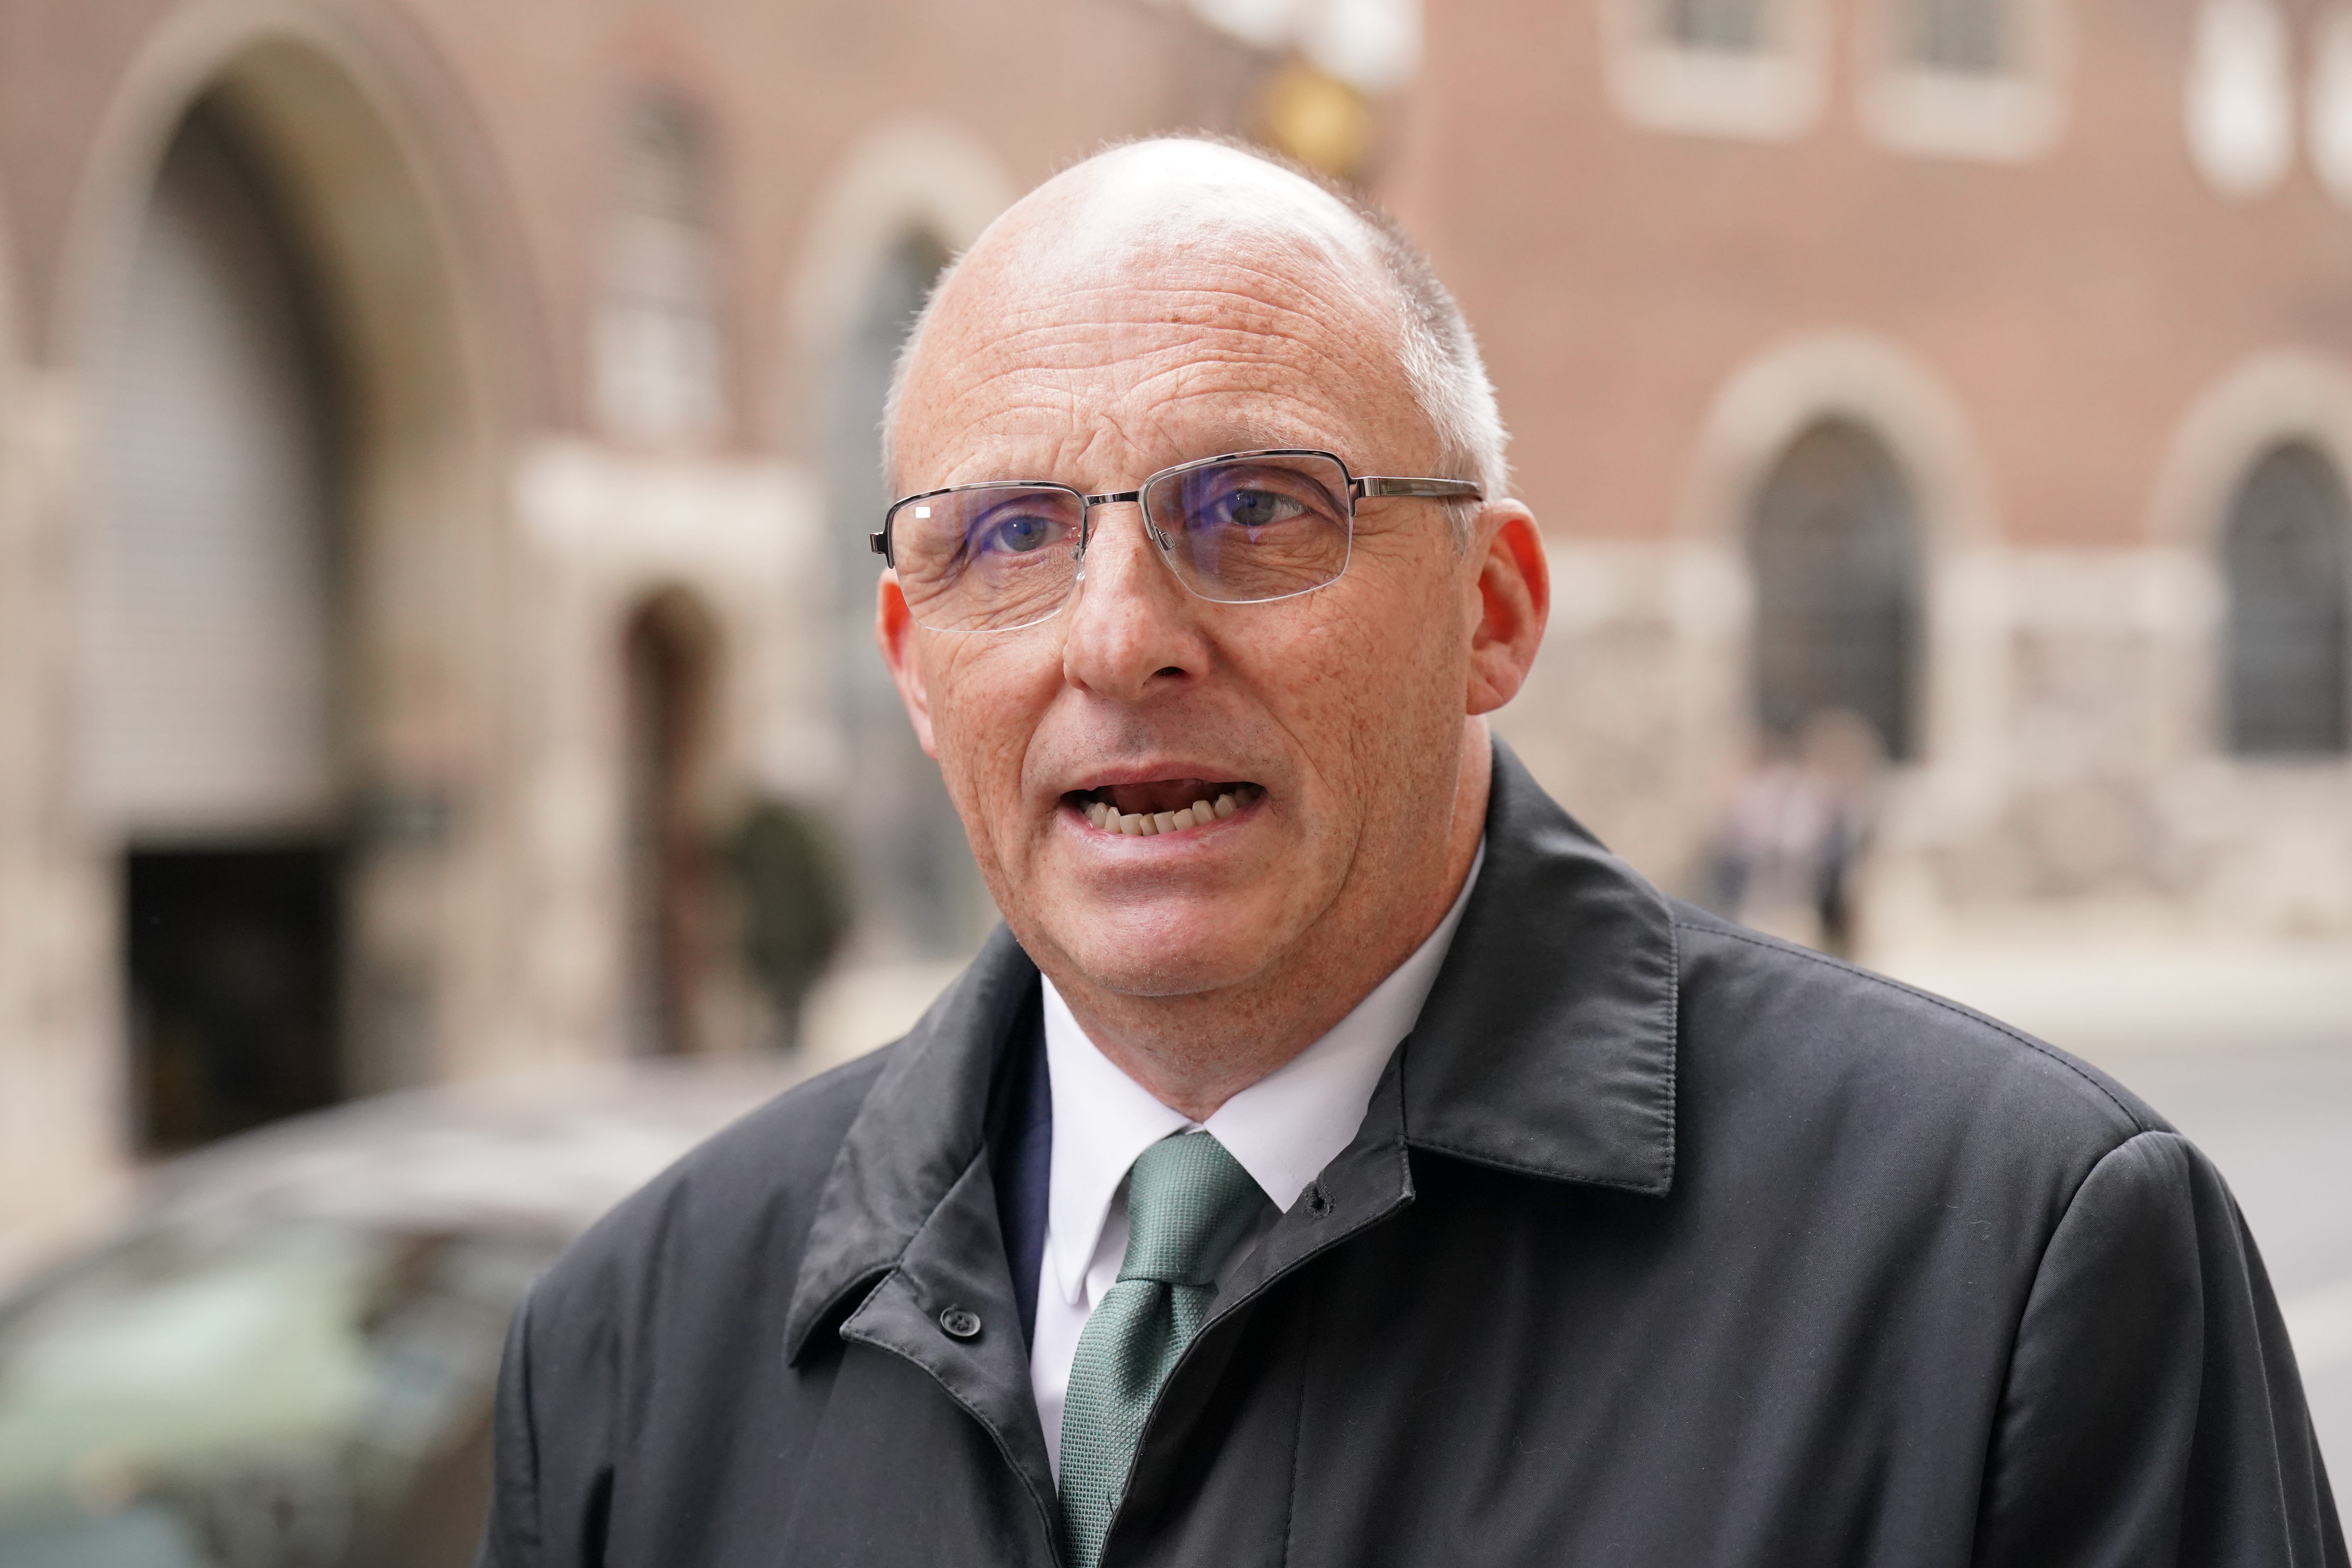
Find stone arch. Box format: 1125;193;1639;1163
57;2;546;422
60;7;535;1149
2145;351;2352;758
787;123;1015;963
784;120;1015;427
2145;352;2352;548
1680;329;1997;770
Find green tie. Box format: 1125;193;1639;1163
1057;1130;1268;1568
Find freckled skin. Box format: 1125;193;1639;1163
878;143;1550;1120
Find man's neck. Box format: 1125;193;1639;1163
1045;732;1492;1122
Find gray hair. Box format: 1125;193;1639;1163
880;137;1511;546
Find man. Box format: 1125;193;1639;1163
481;140;2343;1565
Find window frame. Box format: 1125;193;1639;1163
1600;0;1829;142
1858;0;2071;162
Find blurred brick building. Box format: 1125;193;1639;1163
1389;0;2352;987
1;0;2348;1254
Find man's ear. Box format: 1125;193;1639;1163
876;574;940;758
1465;502;1549;717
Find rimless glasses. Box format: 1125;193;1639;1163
870;448;1483;635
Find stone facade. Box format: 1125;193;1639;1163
1;0;2348;1258
0;0;1317;1257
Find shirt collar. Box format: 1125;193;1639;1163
1039;839;1486;1308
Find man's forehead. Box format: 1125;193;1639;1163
897;146;1406;466
903;284;1405;485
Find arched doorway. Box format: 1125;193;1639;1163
621;591;719;1055
2222;440;2351;755
91;97;348;1151
1748;418;1924;761
72;23;518;1148
826;229;985;960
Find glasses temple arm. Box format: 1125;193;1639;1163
1353;477;1484;501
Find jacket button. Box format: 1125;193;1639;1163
938;1306;982;1340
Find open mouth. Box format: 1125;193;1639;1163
1067;779;1262;837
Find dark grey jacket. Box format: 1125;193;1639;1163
481;747;2344;1566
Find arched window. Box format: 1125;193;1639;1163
621;591;720;1054
1899;0;2008;73
2223;442;2350;755
1748;419;1924;760
93;99;347;1149
595;90;725;443
826;230;984;960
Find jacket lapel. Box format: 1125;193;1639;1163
1402;740;1680;1195
784;926;1041;1362
782;925;1060;1520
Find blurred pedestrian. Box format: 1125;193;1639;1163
1710;707;1882;956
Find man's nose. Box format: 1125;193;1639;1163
1060;503;1207;702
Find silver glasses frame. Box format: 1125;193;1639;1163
869;448;1483;633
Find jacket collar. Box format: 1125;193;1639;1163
782;926;1040;1362
1399;740;1679;1194
781;739;1679;1361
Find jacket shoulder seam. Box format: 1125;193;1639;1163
1669;918;2152;1137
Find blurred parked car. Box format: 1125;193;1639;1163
0;1058;802;1568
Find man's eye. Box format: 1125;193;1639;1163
1207;488;1308;530
979;513;1056;554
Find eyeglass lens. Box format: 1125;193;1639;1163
887;452;1356;633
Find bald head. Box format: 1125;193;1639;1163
953;139;1388;299
881;138;1507;522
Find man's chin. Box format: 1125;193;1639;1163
1037;907;1289;1002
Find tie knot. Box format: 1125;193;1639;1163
1116;1131;1267;1287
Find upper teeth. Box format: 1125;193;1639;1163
1083;786;1254;836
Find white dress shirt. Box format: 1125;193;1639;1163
1029;841;1485;1472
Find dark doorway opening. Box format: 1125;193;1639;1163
99;96;352;1152
623;594;717;1056
2223;441;2350;757
127;847;342;1151
1748;418;1924;761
